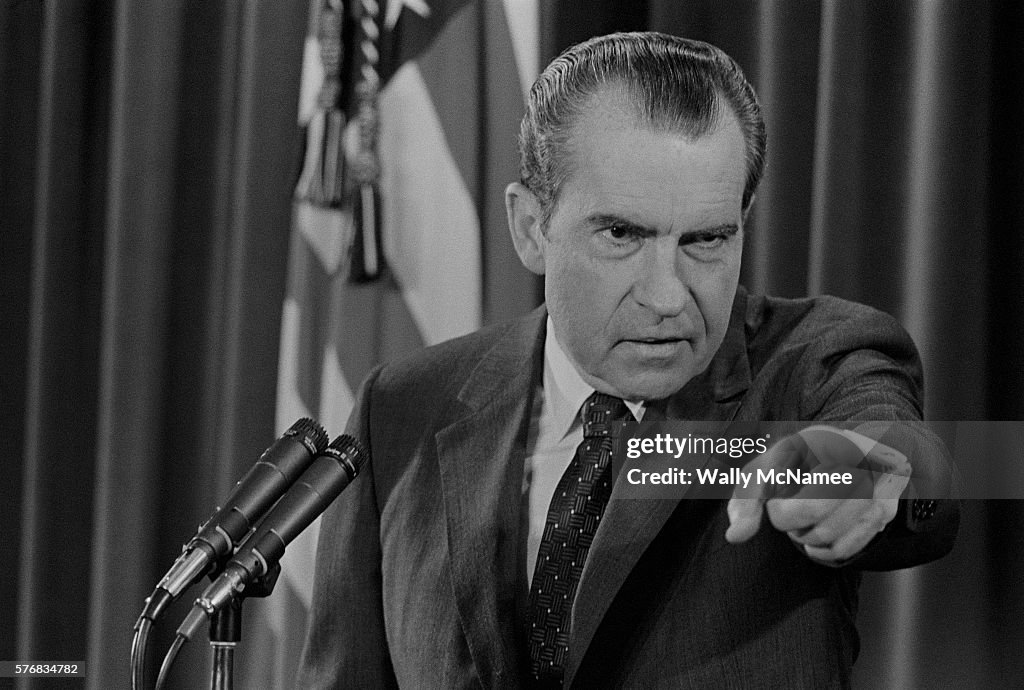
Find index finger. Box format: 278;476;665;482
726;434;809;542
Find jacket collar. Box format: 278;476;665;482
435;306;546;687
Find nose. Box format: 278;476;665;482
632;238;688;317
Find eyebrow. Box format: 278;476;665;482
686;224;740;238
584;213;740;240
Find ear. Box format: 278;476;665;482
505;182;547;275
742;194;756;224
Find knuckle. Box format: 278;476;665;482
765;498;793;526
864;501;890;529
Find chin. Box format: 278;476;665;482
612;373;694;402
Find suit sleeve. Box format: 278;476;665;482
297;365;399;689
794;305;960;571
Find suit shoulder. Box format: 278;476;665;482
742;292;924;417
745;293;916;362
370;312;537;396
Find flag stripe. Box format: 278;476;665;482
502;0;540;100
482;0;540;323
334;276;426;387
381;58;482;344
288;226;337;417
261;3;540;687
414;3;483;207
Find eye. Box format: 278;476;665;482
597;224;644;249
690;233;727;249
680;229;737;259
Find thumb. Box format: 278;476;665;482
725;495;765;543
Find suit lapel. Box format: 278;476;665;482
435;307;546;687
565;289;753;687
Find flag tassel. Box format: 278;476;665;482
346;0;385;283
349;182;383;282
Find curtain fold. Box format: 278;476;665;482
4;2;306;687
744;0;822;297
87;4;186;679
16;0;109;674
806;0;993;420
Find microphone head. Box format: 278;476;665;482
284;417;330;455
324;434;369;479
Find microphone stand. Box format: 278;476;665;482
205;562;281;690
209;598;240;690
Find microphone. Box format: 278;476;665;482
140;417;329;621
175;434;367;641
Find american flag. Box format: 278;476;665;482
238;1;538;685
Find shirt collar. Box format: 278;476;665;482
544;317;645;440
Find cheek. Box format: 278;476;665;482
546;243;595;306
691;262;741;338
544;248;629;351
550;253;631;322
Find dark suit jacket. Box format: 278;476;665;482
298;287;958;689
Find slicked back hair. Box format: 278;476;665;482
519;32;766;225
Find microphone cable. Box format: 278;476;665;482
155;634;186;690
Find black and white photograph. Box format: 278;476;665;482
2;1;1022;688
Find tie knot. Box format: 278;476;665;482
581;392;629;438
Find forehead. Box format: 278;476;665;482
555;91;747;225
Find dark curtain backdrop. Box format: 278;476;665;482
1;1;308;687
3;1;1022;688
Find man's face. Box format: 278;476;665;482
530;94;747;401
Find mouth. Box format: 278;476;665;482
631;337;685;344
620;337;689;357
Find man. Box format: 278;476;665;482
299;32;957;688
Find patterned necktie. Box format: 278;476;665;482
527;392;630;686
